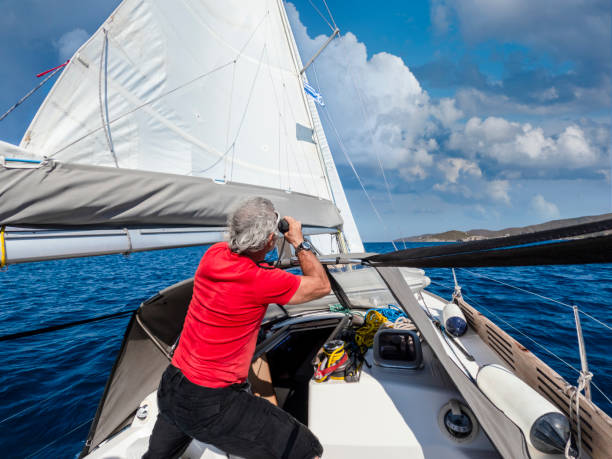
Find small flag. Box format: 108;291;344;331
303;82;325;106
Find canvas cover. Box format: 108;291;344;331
81;279;194;455
375;267;530;459
0;158;343;229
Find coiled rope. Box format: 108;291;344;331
355;306;410;350
564;370;594;458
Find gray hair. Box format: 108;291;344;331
228;197;277;254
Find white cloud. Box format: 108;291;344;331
455;87;610;118
531;194;560;219
285;2;608;197
449;117;602;172
486;180;511;205
437;158;481;183
286;3;451;175
56;28;88;62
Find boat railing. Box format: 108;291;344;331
433;269;612;458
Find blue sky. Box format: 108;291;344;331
0;0;610;241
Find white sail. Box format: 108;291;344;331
17;0;363;252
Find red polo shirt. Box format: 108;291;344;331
172;242;300;388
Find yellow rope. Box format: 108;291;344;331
0;225;6;269
315;343;346;383
355;310;391;351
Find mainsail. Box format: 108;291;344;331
0;0;364;263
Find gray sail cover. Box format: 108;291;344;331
0;159;343;229
376;267;530;459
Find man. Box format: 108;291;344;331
144;197;329;459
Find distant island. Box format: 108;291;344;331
396;213;612;243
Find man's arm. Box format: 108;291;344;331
282;216;331;305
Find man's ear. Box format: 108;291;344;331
266;233;275;249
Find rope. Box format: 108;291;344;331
317;91;398;250
197;45;267;176
314;344;347;382
565;370;593;458
364;304;406;322
24;417;93;459
321;0;338;30
0;64;66;122
51;60;235;157
311;63;400;249
355;310;392;350
393;316;417;331
0;309;135;342
329;303;351;315
347;65;406;249
0;386;74;425
0;225;6;270
307;0;335;32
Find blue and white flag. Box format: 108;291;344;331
303;82;325;106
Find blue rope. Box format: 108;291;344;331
364;304;406;322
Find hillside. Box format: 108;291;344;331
396;213;612;243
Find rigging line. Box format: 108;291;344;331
574;309;612;333
273;65;316;196
51;60;235;157
273;46;321;196
261;36;286;189
458;268;612;332
205;44;267;178
310;63;340;202
24;417;94;459
238;9;270;56
0;309;135;342
0;67;63;121
307;0;335;32
0;386;72;425
320;105;399;250
460;291;612;405
0;64;66;122
347;64;406;249
321;0;338;30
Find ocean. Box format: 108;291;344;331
0;242;610;458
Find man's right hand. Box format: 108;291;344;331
283;216;304;249
282;216;331;305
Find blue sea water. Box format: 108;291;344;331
0;242;610;458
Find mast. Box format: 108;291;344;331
276;0;364;253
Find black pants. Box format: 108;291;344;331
143;365;323;459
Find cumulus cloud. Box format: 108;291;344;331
531;194;560;219
285;2;607;210
437;158;481;183
448;116;606;177
486;180;511;205
56;28;89;62
287;2;452;174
